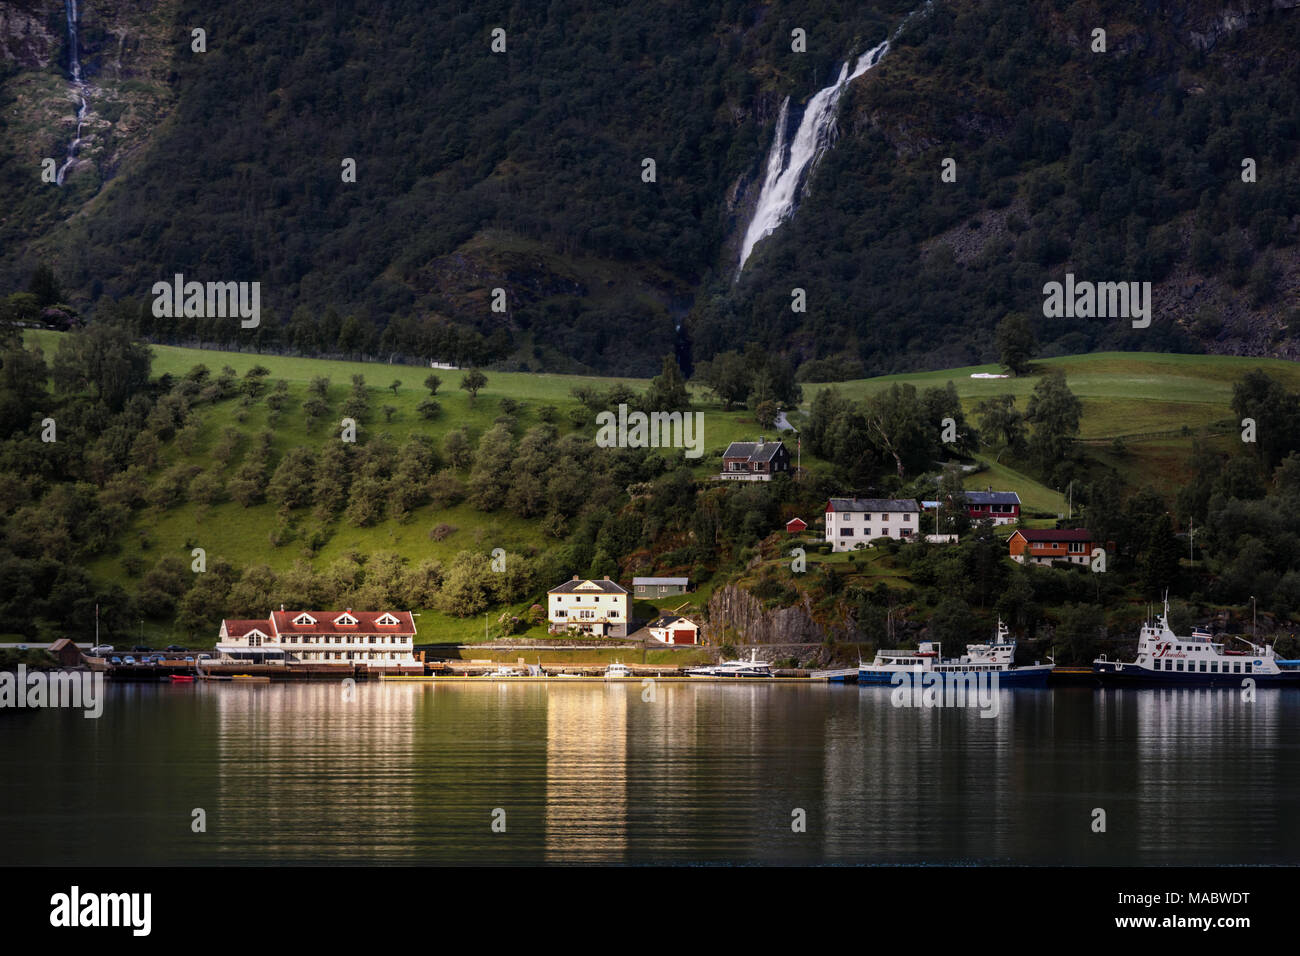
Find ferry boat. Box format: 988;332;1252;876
1093;599;1300;687
858;619;1052;687
684;651;773;678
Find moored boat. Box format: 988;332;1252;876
858;619;1052;687
1093;599;1300;687
684;650;773;678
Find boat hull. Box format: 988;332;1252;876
1093;661;1300;687
858;666;1051;687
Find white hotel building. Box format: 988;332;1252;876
216;609;418;665
824;497;921;552
547;576;630;637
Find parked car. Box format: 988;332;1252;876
91;644;114;655
165;644;187;652
123;656;136;665
132;645;152;653
197;653;212;660
109;657;122;665
184;656;195;663
16;644;27;651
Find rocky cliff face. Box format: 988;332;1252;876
705;583;827;645
0;0;58;68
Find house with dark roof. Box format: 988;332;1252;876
825;497;921;552
632;576;690;597
720;439;790;481
923;489;1022;526
964;490;1022;525
646;615;700;645
1008;529;1105;566
547;576;630;637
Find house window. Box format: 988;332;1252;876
903;514;911;523
882;514;889;522
840;528;854;536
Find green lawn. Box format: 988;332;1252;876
803;352;1300;441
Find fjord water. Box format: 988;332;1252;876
3;682;1300;865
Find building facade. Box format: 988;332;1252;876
632;576;690;597
964;490;1021;524
548;577;630;637
825;498;921;552
719;440;790;481
216;610;418;665
647;615;700;645
1007;529;1099;566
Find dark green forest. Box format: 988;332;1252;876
3;0;1297;377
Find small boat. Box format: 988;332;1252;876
484;665;522;678
859;619;1052;687
169;675;195;683
604;661;632;679
232;674;270;683
684;650;773;678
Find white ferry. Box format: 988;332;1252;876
1093;599;1300;687
684;650;773;678
858;619;1052;687
603;661;632;679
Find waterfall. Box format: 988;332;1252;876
736;39;890;274
56;0;87;186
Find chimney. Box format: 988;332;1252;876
603;575;610;581
280;604;285;612
572;575;579;581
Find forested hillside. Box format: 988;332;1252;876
2;0;1297;376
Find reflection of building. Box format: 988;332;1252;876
547;577;629;637
545;685;627;862
216;609;417;665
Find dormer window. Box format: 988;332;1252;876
333;612;359;626
375;613;401;627
292;613;317;627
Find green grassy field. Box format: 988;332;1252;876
21;332;1287;643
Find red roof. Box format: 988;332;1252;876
786;517;807;530
1015;529;1094;542
270;610;416;635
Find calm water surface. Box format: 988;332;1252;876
3;682;1299;865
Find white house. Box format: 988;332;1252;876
647;615;700;645
824;498;921;552
216;609;417;665
547;576;630;637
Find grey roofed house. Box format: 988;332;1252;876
547;575;629;594
633;576;690;596
963;491;1021;505
722;440;784;462
827;497;920;512
647;614;690;629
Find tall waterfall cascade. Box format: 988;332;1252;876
736;39;890;274
56;0;88;186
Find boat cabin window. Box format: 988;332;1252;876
1244;663;1252;673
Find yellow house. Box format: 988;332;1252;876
547;576;630;637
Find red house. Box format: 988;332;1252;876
1008;529;1103;566
786;517;807;533
964;491;1021;525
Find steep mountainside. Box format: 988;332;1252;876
1;0;1297;375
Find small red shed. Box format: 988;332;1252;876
786;517;807;533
